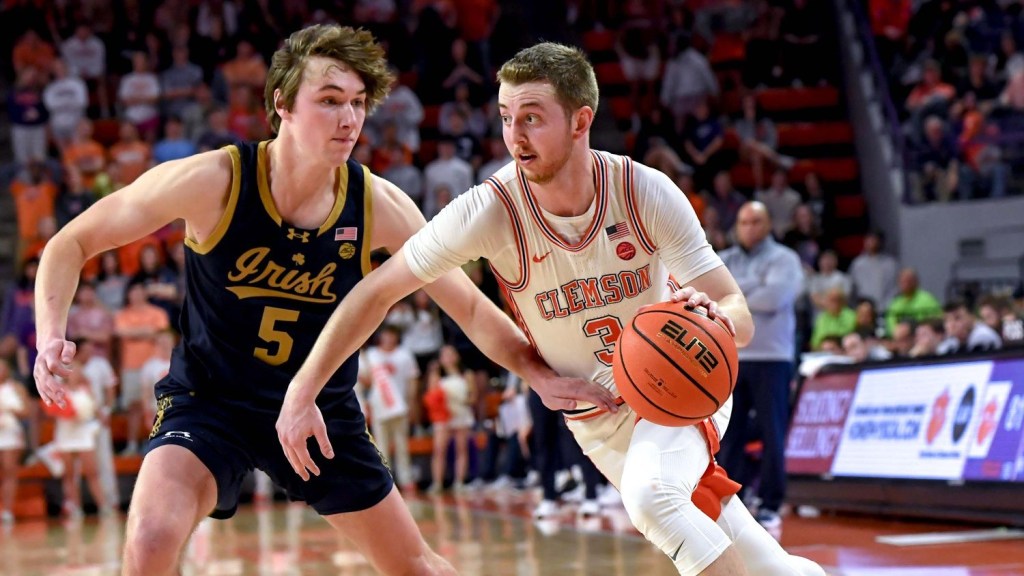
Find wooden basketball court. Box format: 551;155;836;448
2;486;1022;575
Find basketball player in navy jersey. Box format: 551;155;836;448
33;25;616;576
282;43;826;575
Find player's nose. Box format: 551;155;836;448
508;119;527;144
337;104;357;127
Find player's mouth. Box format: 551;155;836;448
518;153;537;164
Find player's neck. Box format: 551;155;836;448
266;137;338;205
529;146;595;217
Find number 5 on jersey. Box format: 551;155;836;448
255;306;300;365
583;316;623;366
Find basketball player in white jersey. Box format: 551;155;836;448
280;43;825;576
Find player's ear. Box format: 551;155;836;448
573;106;594;138
274;89;291;122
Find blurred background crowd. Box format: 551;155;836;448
0;0;1022;525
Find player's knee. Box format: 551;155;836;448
123;516;190;574
620;475;680;532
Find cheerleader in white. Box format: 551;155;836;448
424;346;476;493
0;360;28;524
54;364;107;518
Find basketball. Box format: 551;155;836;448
612;302;738;427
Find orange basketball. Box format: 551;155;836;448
612;302;738;427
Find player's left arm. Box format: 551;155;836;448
635;164;753;346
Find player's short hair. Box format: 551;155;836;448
265;24;395;134
497;42;599;117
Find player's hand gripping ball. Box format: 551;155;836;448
612;302;738;426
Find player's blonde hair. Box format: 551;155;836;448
265;24;395;134
497;42;600;117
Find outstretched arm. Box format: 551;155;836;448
286;250;425;406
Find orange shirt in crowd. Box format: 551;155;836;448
23;238;49;262
687;191;707;227
109;140;152;186
62;140;108;189
118;235;162;277
10;179;57;240
115;303;169;371
423;387;450;424
12;39;55;74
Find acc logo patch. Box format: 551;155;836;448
338;242;356;259
616;242;636;261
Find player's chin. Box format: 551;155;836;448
322;140;354;160
519;164;553;184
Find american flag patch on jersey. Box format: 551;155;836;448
335;227;358;241
605;221;629;240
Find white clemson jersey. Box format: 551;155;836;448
405;150;722;406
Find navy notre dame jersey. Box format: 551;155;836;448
162;140;373;430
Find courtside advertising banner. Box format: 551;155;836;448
787;356;1024;483
961;358;1024;482
785;372;858;475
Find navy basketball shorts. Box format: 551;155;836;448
145;391;393;519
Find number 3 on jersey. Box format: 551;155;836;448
255;306;300;366
583;316;623;366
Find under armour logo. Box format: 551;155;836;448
287;228;310;243
163;431;193;441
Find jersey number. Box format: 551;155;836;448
254;307;300;366
582;316;623;367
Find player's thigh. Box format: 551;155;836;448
258;425;394;516
127;444;217;540
322;487;435;574
565;407;638;488
145;392;255;519
624;418;711;494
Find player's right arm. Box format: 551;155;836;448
34;150;232;407
634;163;754;345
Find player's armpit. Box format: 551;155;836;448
366;175;429;254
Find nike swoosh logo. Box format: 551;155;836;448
670;540;685;561
532;251;552;263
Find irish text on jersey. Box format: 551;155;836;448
534;264;651;320
225;247;338;303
